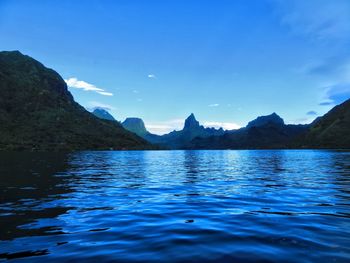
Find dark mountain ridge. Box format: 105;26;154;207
187;100;350;149
122;106;349;150
293;98;350;149
187;113;309;149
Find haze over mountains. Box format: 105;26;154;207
0;51;349;151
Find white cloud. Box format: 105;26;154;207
306;111;318;116
208;103;219;107
145;119;241;134
145;124;174;135
97;91;113;96
65;77;103;91
64;77;113;96
145;119;183;135
203;121;240;131
88;101;116;111
132;90;139;93
148;74;156;79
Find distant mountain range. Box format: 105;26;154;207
0;51;151;151
121;113;224;149
187;113;309;149
187;101;350;149
92;100;350;150
1;50;349;151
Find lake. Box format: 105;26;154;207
0;150;350;262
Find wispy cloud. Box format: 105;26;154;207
148;74;156;79
294;38;350;106
65;77;113;96
97;91;113;96
203;121;240;131
87;101;116;111
320;83;350;106
319;101;333;106
208;103;219;107
145;118;241;135
306;111;318;116
306;57;349;76
274;0;350;40
305;58;350;105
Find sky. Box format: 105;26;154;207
0;0;350;134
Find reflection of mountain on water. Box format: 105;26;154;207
183;151;200;182
324;151;350;203
68;151;148;190
245;150;287;187
0;152;73;240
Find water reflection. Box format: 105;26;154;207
0;150;349;262
328;151;350;202
0;152;73;241
183;151;200;181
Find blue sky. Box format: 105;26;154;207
1;0;349;134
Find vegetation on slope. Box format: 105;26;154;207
0;51;151;151
294;99;350;149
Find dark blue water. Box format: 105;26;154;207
0;150;350;262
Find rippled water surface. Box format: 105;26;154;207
1;150;350;262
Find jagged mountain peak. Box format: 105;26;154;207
184;113;200;130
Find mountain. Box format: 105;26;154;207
121;117;163;145
0;51;152;151
184;113;200;130
121;113;224;149
92;108;116;121
148;113;224;149
187;113;308;149
122;118;148;136
121;100;350;149
294;98;350;148
246;112;284;128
